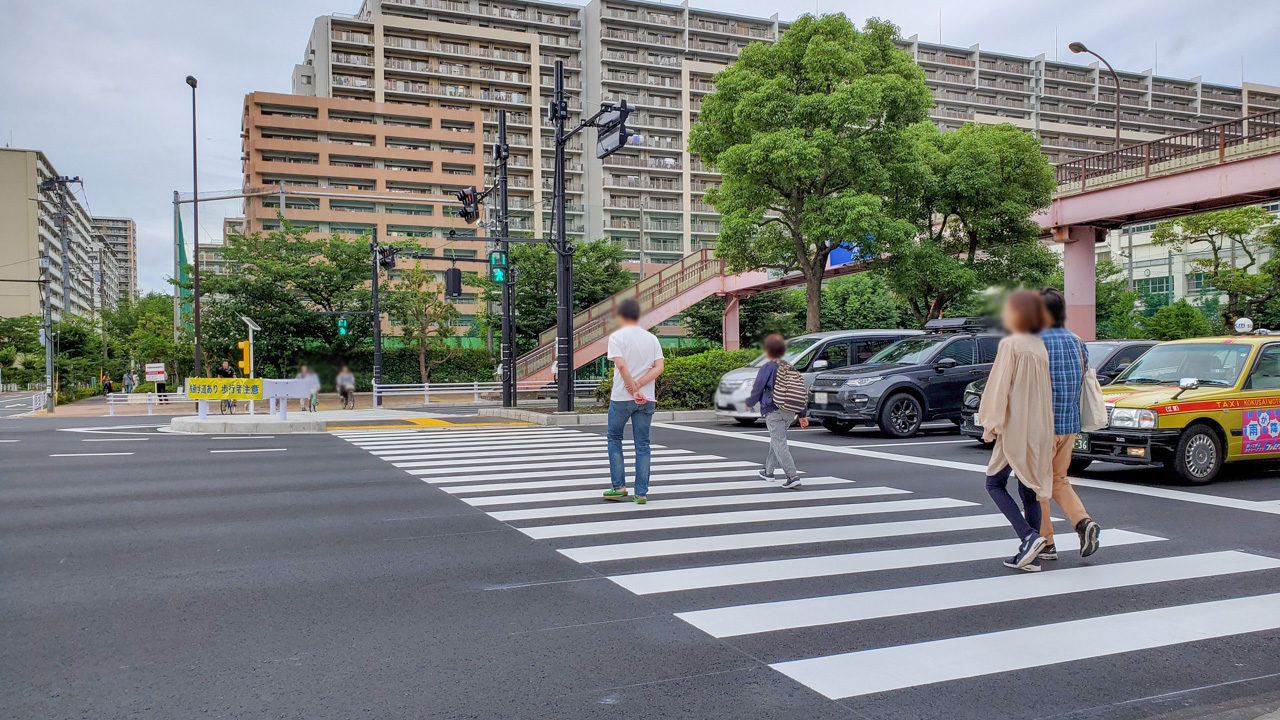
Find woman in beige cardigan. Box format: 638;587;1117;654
976;290;1055;572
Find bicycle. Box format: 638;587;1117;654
339;387;355;410
220;398;237;415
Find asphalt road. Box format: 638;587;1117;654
0;391;42;417
3;414;1280;719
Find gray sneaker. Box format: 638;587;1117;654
757;469;775;482
781;477;802;489
1077;519;1102;557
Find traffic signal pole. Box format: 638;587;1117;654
497;110;516;408
551;60;574;412
370;228;383;407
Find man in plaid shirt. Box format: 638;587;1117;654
1037;288;1102;560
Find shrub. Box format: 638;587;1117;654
595;348;758;408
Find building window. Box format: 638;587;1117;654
1187;272;1215;294
1134;276;1173;296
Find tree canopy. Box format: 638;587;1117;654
689;14;932;331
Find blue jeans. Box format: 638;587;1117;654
607;400;656;496
985;465;1042;541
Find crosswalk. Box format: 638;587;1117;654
335;425;1280;703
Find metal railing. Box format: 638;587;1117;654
373;379;603;406
1054;109;1280;194
515;248;726;378
106;392;191;416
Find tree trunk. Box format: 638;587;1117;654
417;339;428;383
805;271;823;332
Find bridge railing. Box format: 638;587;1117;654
1055;108;1280;195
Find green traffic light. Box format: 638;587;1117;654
492;267;506;282
338;318;348;336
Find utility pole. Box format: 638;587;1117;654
370;229;383;406
186;75;203;377
172;191;181;341
550;60;575;412
497;109;516;408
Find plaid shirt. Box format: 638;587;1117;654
1040;327;1089;435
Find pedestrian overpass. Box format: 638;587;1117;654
1037;108;1280;339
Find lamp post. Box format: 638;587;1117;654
1068;42;1122;149
185;74;203;377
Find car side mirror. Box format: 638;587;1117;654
810;359;829;371
1179;377;1199;390
934;357;958;372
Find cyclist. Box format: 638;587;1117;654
214;360;237;414
336;365;356;409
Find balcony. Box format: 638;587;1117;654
331;30;372;44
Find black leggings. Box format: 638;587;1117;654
985;465;1042;541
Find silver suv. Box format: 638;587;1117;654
713;329;922;425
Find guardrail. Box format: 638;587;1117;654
106;392;191;416
1054;108;1280;195
372;379;604;406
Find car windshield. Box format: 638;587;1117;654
747;336;822;367
1113;343;1253;387
868;336;948;365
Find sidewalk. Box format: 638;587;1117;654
30;392;441;418
169;406;537;434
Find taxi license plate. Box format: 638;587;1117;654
813;392;829;405
1074;434;1089;452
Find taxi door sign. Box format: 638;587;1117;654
1242;408;1280;454
186;378;264;401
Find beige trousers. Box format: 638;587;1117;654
1039;433;1091;541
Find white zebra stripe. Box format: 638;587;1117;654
412;460;757;484
387;448;692;468
439;469;770;494
490;487;907;521
461;477;848;506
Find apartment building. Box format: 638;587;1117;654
295;0;1280;272
90;216;138;301
0;148;115;321
240;91;487;326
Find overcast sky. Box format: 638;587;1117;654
2;0;1276;295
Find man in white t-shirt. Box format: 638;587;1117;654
603;298;665;504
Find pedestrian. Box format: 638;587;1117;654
307;367;320;411
102;376;113;395
603;298;664;504
295;365;311;412
977;290;1054;572
336;365;356;409
123;371;135;394
1038;288;1103;560
747;333;809;489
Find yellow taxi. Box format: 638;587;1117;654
1073;333;1280;484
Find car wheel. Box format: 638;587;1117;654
1172;424;1223;485
734;418;759;427
823;419;856;435
1067;458;1093;474
878;392;923;438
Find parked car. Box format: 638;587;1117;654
1071;334;1280;484
713;329;921;425
808;319;1001;438
959;339;1158;445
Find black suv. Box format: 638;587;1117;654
809;319;1001;437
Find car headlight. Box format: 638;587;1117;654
740;379;755;389
1109;408;1157;429
844;375;883;387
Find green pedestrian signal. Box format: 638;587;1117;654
338;317;348;336
492;267;506;283
488;250;509;283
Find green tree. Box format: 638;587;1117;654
489;239;633;354
689;14;932;331
682;289;805;346
820;272;912;330
384;262;461;382
1141;299;1213;340
1151;207;1280;324
882;122;1057;323
198;221;373;376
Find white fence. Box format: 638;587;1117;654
106;392;191;416
372;379;604;406
0;383;18;393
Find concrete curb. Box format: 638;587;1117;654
478;408;718;426
170;416;327;434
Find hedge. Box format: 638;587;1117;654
595;348;759;409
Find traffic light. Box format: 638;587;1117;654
595;99;634;159
444;266;463;298
488;250;509;283
377;246;398;271
337;317;349;336
454;186;480;223
236;340;251;375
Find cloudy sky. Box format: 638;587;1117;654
2;0;1276;294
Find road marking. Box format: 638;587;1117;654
521;497;976;540
211;435;275;440
608;527;1160;594
414;460;757;484
853;439;974;449
0;439;19;443
352;435;590;451
336;426;568;437
401;453;724;474
490;487;907;522
81;438;149;442
440;469;769;494
371;443;666;460
770;591;1280;700
387;448;692;468
209;448;287;454
50;452;134;457
560;512;1023;563
680;547;1257;638
656;423;1280;517
462;477;848;506
340;428;582;442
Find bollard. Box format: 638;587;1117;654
108;394;114;417
473;382;480;403
198;399;208;419
147;393;154;415
425;383;431;405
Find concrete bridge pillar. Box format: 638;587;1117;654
722;294;741;351
1052;225;1106;341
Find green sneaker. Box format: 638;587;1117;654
632;496;647;504
603;488;629;501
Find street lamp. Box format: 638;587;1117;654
185;74;202;377
1068;42;1122;149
